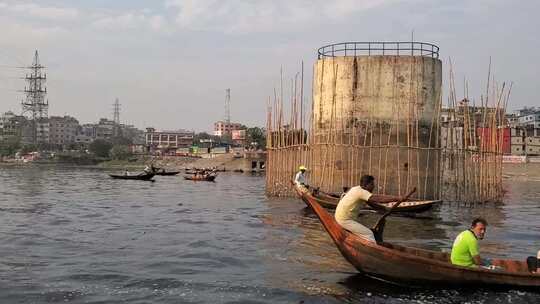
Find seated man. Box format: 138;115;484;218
334;175;403;242
451;218;488;267
527;250;540;273
294;166;308;187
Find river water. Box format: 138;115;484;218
0;165;538;303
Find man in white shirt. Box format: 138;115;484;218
294;166;308;187
335;175;403;242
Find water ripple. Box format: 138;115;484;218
0;165;538;303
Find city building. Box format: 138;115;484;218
0;111;19;140
213;121;243;137
49;116;79;147
96;118;115;140
231;129;246;146
505;107;540;155
145;127;194;155
35;118;50;145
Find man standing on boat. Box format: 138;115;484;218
294;166;308;187
335;175;404;242
527;250;540;273
450;218;488;268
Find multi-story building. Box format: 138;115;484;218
231;129;246;146
0;111;18;140
96;118;115;140
49;116;79;146
507;107;540;155
75;124;97;146
441;102;505;128
78;124;97;137
213;121;243;137
145;128;194;153
518;113;540;128
35;118;50;145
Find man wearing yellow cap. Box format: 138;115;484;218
294;166;308;187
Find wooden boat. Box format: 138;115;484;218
183;174;216;182
154;171;180;176
293;184;440;213
299;188;540;287
109;173;155;181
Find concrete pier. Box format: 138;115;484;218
311;44;442;198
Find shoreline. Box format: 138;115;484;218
0;154;253;172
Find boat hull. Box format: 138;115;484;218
293;185;440;213
300;189;540;287
109;173;155;181
155;171;180;176
183;175;216;182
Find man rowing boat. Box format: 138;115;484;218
335;175;404;242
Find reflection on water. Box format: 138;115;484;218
0;164;538;303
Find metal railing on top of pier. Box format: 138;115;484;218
317;41;440;59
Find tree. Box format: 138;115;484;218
0;137;21;157
193;132;212;143
246;127;266;149
89;139;113;158
111;136;132;146
110;145;132;160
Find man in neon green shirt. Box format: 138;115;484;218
451;218;488;267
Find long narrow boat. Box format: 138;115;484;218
183;174;216;182
109;173;155;181
299;187;540;287
293;184;440;213
154;171;180;176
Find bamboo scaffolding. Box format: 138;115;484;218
266;59;507;202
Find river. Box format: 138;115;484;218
0;164;538;303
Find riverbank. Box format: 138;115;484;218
91;154;249;172
0;153;251;172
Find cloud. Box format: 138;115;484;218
0;2;79;19
164;0;393;34
90;11;169;32
92;12;147;30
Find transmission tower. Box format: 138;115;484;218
225;88;231;124
113;98;121;124
21;50;48;144
113;98;121;137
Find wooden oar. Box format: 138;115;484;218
371;187;416;243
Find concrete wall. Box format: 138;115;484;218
311;55;442;198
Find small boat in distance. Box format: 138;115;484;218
292;184;441;213
154;171;180;176
109;173;155;181
184;174;216;182
298;187;540;288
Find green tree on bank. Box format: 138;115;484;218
246;127;266;149
0;137;21;157
89;139;113;158
110;145;132;160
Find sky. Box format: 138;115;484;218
0;0;539;132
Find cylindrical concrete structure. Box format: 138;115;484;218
311;42;442;199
